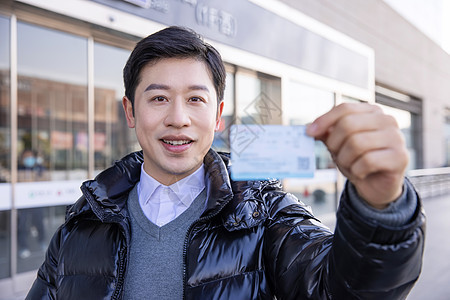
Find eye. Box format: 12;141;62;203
151;96;168;102
189;96;205;103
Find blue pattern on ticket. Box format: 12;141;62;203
230;125;316;180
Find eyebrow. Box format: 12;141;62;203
144;84;210;93
144;84;170;92
188;85;210;93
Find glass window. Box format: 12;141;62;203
283;81;336;217
213;68;281;153
236;70;282;126
285;81;335;169
375;87;422;169
0;15;10;184
17;22;88;182
16;22;88;273
377;103;415;170
0;14;11;279
93;43;135;174
445;112;450;167
17;205;65;273
342;95;364;104
0;210;11;279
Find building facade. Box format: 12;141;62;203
0;0;449;295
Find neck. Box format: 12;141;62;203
142;164;203;186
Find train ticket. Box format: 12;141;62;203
230;125;315;181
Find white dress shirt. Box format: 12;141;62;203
137;164;205;227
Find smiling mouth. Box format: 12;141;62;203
161;139;193;146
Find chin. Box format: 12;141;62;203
165;162;197;176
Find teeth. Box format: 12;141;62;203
163;140;191;146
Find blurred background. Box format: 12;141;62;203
0;0;449;298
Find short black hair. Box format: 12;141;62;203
123;26;226;108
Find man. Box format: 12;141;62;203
26;26;424;299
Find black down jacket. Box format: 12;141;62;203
26;149;425;300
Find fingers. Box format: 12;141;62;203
306;102;408;179
324;112;398;155
335;128;407;179
305;102;409;205
306;102;382;139
350;146;409;180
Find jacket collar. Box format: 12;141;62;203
76;148;280;230
204;150;279;231
77;149;235;223
202;149;234;216
79;151;144;222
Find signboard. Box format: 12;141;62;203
90;0;370;89
0;183;11;210
15;180;82;209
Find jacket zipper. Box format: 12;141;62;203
81;187;128;300
182;196;232;300
112;245;127;300
111;222;130;300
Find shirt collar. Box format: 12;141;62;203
138;163;205;207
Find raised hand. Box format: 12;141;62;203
306;103;409;209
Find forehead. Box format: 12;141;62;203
138;57;214;86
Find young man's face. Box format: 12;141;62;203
123;58;224;185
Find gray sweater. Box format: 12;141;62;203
123;185;206;300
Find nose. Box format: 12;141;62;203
163;99;191;128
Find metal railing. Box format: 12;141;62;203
408;167;450;199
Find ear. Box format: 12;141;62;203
122;96;136;128
215;101;224;131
